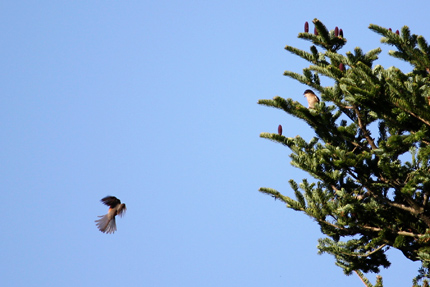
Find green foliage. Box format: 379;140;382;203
259;18;430;286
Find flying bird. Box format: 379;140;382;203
95;196;126;234
303;89;320;109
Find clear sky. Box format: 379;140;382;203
1;1;428;286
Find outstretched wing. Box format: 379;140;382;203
101;196;121;208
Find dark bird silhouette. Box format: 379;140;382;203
95;196;126;234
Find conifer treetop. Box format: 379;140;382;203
259;19;430;286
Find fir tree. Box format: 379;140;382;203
259;18;430;286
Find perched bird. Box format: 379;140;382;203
95;196;126;234
303;89;320;109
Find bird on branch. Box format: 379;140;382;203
304;89;320;109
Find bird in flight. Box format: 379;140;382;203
95;196;126;234
303;89;320;109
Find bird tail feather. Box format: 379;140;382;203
95;214;117;234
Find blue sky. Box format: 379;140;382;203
1;1;428;286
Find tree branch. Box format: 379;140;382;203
354;107;378;149
392;101;430;127
361;225;421;238
317;216;422;238
338;244;387;258
367;189;430;228
354;270;373;287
